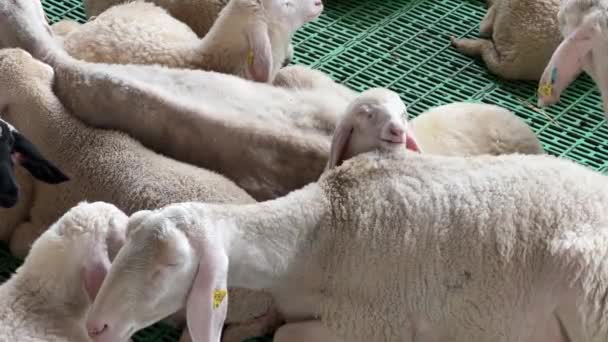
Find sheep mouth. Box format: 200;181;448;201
380;138;404;145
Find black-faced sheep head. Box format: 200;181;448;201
0;119;69;208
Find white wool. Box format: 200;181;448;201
0;48;279;342
451;0;562;81
0;201;128;342
58;0;322;82
410;102;544;155
88;152;608;342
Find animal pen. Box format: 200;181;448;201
0;0;606;341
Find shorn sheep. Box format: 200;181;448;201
0;118;68;208
326;87;421;169
409;102;545;156
451;0;563;81
56;0;323;82
537;0;608;120
0;201;128;342
86;151;608;342
0;48;280;342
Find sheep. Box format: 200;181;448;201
409;102;545;156
537;0;608;120
0;47;280;342
83;0;230;37
0;0;545;201
326;87;421;170
0;0;350;200
56;0;323;83
272;65;357;102
0;201;129;341
451;0;563;81
85;151;608;342
0;118;68;208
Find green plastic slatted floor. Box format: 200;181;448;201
1;0;606;340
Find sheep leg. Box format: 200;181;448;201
273;321;342;342
479;5;496;37
450;37;507;77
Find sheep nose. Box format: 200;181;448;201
314;0;322;6
389;123;405;138
86;321;109;338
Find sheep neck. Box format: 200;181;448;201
201;183;327;290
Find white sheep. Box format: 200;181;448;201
409;102;545;156
451;0;563;81
86;151;608;342
326;87;421;170
83;0;230;37
537;0;608;120
0;0;347;200
0;0;545;203
0;118;68;209
0;48;280;342
56;0;323;82
0;201;129;341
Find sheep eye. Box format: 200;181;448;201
367;112;374;120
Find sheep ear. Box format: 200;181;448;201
405;128;422;153
80;257;110;302
186;246;229;342
11;131;69;184
246;23;273;83
326;118;354;170
537;20;600;106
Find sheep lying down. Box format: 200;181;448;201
0;0;546;201
0;202;128;342
83;0;230;38
451;0;562;81
55;0;323;83
86;151;608;342
537;0;608;120
0;47;281;342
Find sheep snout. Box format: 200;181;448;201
380;121;406;144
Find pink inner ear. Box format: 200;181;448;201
404;132;421;153
11;152;23;164
81;260;110;301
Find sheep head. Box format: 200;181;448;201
23;202;128;308
326;87;422;170
262;0;324;29
86;205;229;342
537;3;608;119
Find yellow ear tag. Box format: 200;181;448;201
213;289;227;309
538;83;553;97
248;49;255;66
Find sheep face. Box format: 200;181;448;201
86;207;225;342
538;2;608;119
327;88;421;169
263;0;324;29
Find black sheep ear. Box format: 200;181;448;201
12;131;70;184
